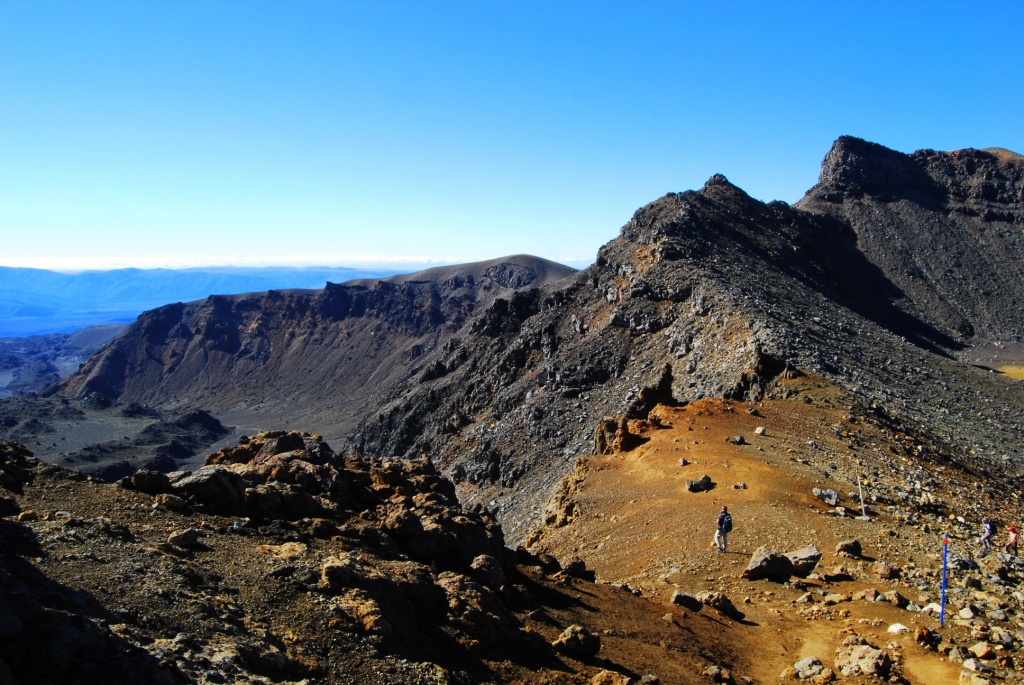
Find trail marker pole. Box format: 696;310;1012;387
858;482;867;518
940;533;949;627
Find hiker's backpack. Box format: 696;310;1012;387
722;514;733;533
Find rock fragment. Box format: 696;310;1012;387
685;475;714;492
551;624;600;657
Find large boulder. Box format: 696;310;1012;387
171;466;246;510
784;545;821;577
741;546;793;582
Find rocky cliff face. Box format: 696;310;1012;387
798;136;1024;342
56;256;576;441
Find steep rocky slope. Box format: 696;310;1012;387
348;139;1024;541
56;256;575;441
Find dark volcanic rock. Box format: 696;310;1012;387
784;546;822;577
685;475;714;493
171;467;247;511
343;138;1024;541
55;256;575;444
741;546;794;582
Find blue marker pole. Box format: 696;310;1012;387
940;533;949;627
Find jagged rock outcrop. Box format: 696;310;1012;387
798;137;1024;342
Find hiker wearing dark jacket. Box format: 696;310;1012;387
714;506;732;553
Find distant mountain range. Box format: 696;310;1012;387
0;265;403;337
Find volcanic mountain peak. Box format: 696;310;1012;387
807;134;1024;205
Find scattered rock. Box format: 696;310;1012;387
551;624;600;658
562;555;588;578
792;656;823;678
834;640;890;677
695;591;742;618
961;657;993;674
813;488;840;506
915;626;941;649
873;561;899;579
122;469;171;494
154;493;188;510
969;642;995;660
591;670;632;685
948;646;971;663
686;475;714;493
171;466;247;511
167;529;202;547
878;590;907;608
853;588;879;601
835;540;862;557
670;590;701;611
702;665;732;683
469;554;506;590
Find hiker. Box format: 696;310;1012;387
980;517;994;556
1007;525;1019;557
714;506;732;553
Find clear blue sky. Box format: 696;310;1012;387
1;1;1021;271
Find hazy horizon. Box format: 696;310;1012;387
0;255;593;274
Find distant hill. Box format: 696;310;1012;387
0;324;127;398
56;255;577;442
0;265;404;337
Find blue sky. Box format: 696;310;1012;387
1;1;1021;271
